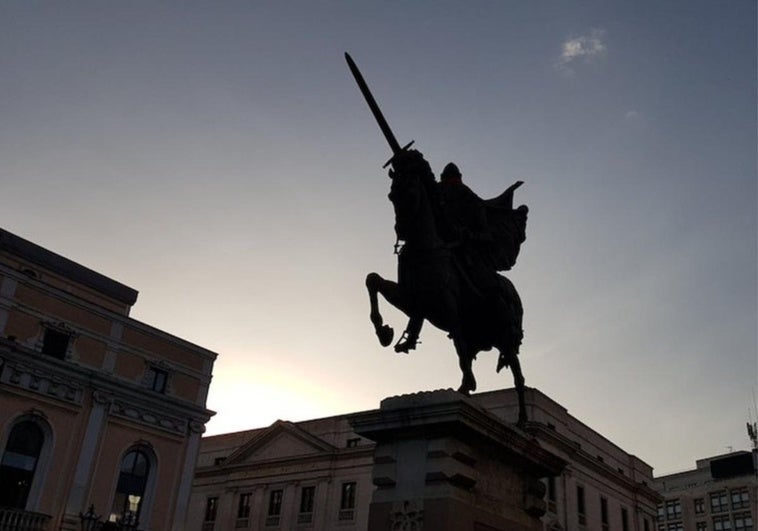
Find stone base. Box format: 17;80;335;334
350;389;565;531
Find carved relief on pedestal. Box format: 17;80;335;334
390;500;423;531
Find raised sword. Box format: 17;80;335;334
345;52;414;167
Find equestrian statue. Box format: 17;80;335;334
346;53;530;424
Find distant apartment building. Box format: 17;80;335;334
653;450;756;531
189;387;660;531
0;228;217;531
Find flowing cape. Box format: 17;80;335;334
483;185;528;272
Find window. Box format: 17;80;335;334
339;482;356;521
203;497;218;531
713;515;732;531
644;520;650;531
213;457;226;466
711;492;729;513
0;421;44;509
697;523;708;531
577;485;586;526
734;513;753;531
41;328;70;359
146;367;168;393
731;489;749;510
266;489;283;526
667;524;683;531
298;486;315;523
346;438;360;448
622;507;630;531
110;449;151;524
666;500;682;520
235;492;251;527
546;476;557;514
600;497;609;531
658;504;665;522
695;498;705;514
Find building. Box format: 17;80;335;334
0;228;217;531
189;387;661;531
653;450;756;531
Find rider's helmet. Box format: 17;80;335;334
440;162;461;182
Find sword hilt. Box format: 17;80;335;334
383;140;415;168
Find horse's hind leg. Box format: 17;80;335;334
453;334;477;395
509;354;527;425
365;272;396;347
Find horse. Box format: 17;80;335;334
365;150;528;425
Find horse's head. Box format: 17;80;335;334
387;150;441;248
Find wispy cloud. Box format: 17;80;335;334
556;29;607;73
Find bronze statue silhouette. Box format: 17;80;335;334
346;53;529;423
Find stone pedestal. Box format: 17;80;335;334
350;389;565;531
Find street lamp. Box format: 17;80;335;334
79;505;101;531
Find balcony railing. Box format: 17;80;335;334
0;507;51;531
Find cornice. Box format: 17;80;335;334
528;423;661;505
1;262;218;364
1;340;214;428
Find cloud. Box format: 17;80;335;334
556;29;607;73
625;110;639;120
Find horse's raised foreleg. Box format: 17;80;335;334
365;272;398;347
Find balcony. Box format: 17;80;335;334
0;507;51;531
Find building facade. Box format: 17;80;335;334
653;451;756;531
190;387;661;531
0;228;217;531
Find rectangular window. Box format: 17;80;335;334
546;476;557;514
713;515;732;531
41;328;70;359
622;507;629;531
645;519;650;531
204;497;218;522
268;490;282;516
697;523;708;531
658;504;665;522
731;489;750;510
339;482;356;521
711;492;729;513
146;367;168;393
667;524;683;531
265;489;283;527
237;492;251;518
695;498;705;514
299;485;315;522
666;500;682;520
600;497;609;531
577;485;586;526
346;438;360;448
734;512;753;531
203;497;218;530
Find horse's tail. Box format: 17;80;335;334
494;274;523;372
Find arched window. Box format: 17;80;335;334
0;421;44;508
109;449;151;523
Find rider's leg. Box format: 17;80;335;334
394;315;423;353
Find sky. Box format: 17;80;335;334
0;1;755;476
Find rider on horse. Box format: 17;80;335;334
393;153;529;373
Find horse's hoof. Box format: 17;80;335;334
456;385;473;396
377;325;394;347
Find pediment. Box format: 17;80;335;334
225;420;335;464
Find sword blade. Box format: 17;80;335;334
345;53;402;155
